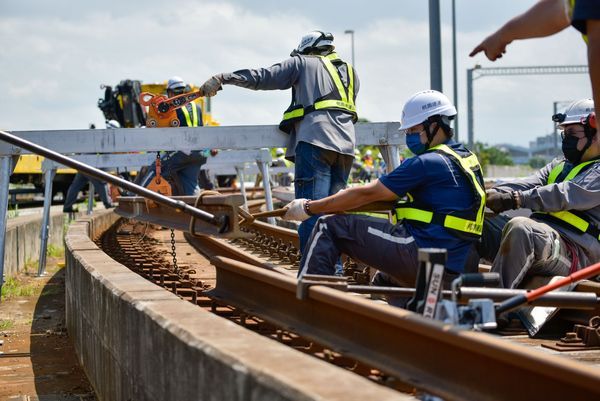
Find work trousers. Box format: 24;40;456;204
63;172;113;210
491;216;573;288
299;214;422;287
294;142;354;254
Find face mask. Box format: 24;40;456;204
406;133;427;155
561;135;586;164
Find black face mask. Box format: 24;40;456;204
561;135;588;164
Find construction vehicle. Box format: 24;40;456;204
10;79;218;204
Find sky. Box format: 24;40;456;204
0;0;591;147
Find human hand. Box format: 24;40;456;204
200;75;223;97
486;191;515;214
282;198;310;221
469;32;511;61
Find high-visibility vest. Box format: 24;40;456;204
569;0;588;43
180;101;199;127
532;159;600;240
394;144;486;238
279;52;357;134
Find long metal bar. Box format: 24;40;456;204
0;156;13;299
0;130;225;229
257;160;275;225
210;257;600;401
0;122;402;156
345;285;599;309
234;166;248;211
37;168;55;276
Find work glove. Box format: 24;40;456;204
485;190;515;214
282;198;310;221
200;74;223;97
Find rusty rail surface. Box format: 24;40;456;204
209;256;600;401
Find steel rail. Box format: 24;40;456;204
0;130;225;229
209;256;600;401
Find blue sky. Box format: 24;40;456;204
0;0;590;147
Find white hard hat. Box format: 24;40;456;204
167;76;186;91
555;98;594;128
365;150;372;156
400;90;457;130
276;148;285;156
291;31;334;56
106;120;120;129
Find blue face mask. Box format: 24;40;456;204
406;133;427;155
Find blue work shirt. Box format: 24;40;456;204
379;140;480;272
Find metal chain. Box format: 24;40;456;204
170;228;179;274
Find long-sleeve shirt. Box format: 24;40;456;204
220;55;360;160
493;158;600;266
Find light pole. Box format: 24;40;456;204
344;29;355;67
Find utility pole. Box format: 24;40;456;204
452;0;459;140
344;29;355;67
429;0;442;91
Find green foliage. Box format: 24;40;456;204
46;244;64;258
472;142;514;170
0;319;14;330
1;276;36;300
7;204;19;219
528;156;547;169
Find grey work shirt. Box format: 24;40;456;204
493;158;600;266
220;54;360;160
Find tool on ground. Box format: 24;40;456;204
296;274;600;308
139;90;203;128
496;261;600;315
406;248;447;317
0;130;228;232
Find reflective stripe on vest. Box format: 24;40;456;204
535;159;600;240
395;144;486;237
281;53;356;124
181;102;199;127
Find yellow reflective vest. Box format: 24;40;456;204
279;53;357;134
394;144;486;238
533;159;600;240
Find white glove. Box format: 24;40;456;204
200;75;223;97
282;198;310;221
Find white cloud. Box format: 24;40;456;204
0;0;592;148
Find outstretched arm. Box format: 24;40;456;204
588;19;600;117
469;0;570;61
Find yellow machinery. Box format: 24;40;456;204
11;79;219;201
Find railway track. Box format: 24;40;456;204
96;216;600;401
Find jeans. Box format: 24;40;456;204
293;141;354;253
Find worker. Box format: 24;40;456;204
62;120;118;213
138;76;206;195
469;0;600;118
272;148;293;187
281;90;485;286
200;30;359;253
485;99;600;289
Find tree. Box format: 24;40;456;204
472;142;514;170
529;156;547;169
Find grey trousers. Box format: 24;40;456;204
299;214;421;287
491;216;572;288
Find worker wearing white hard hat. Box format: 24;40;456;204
280;90;484;291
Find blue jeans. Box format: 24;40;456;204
63;172;113;211
294;141;354;254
